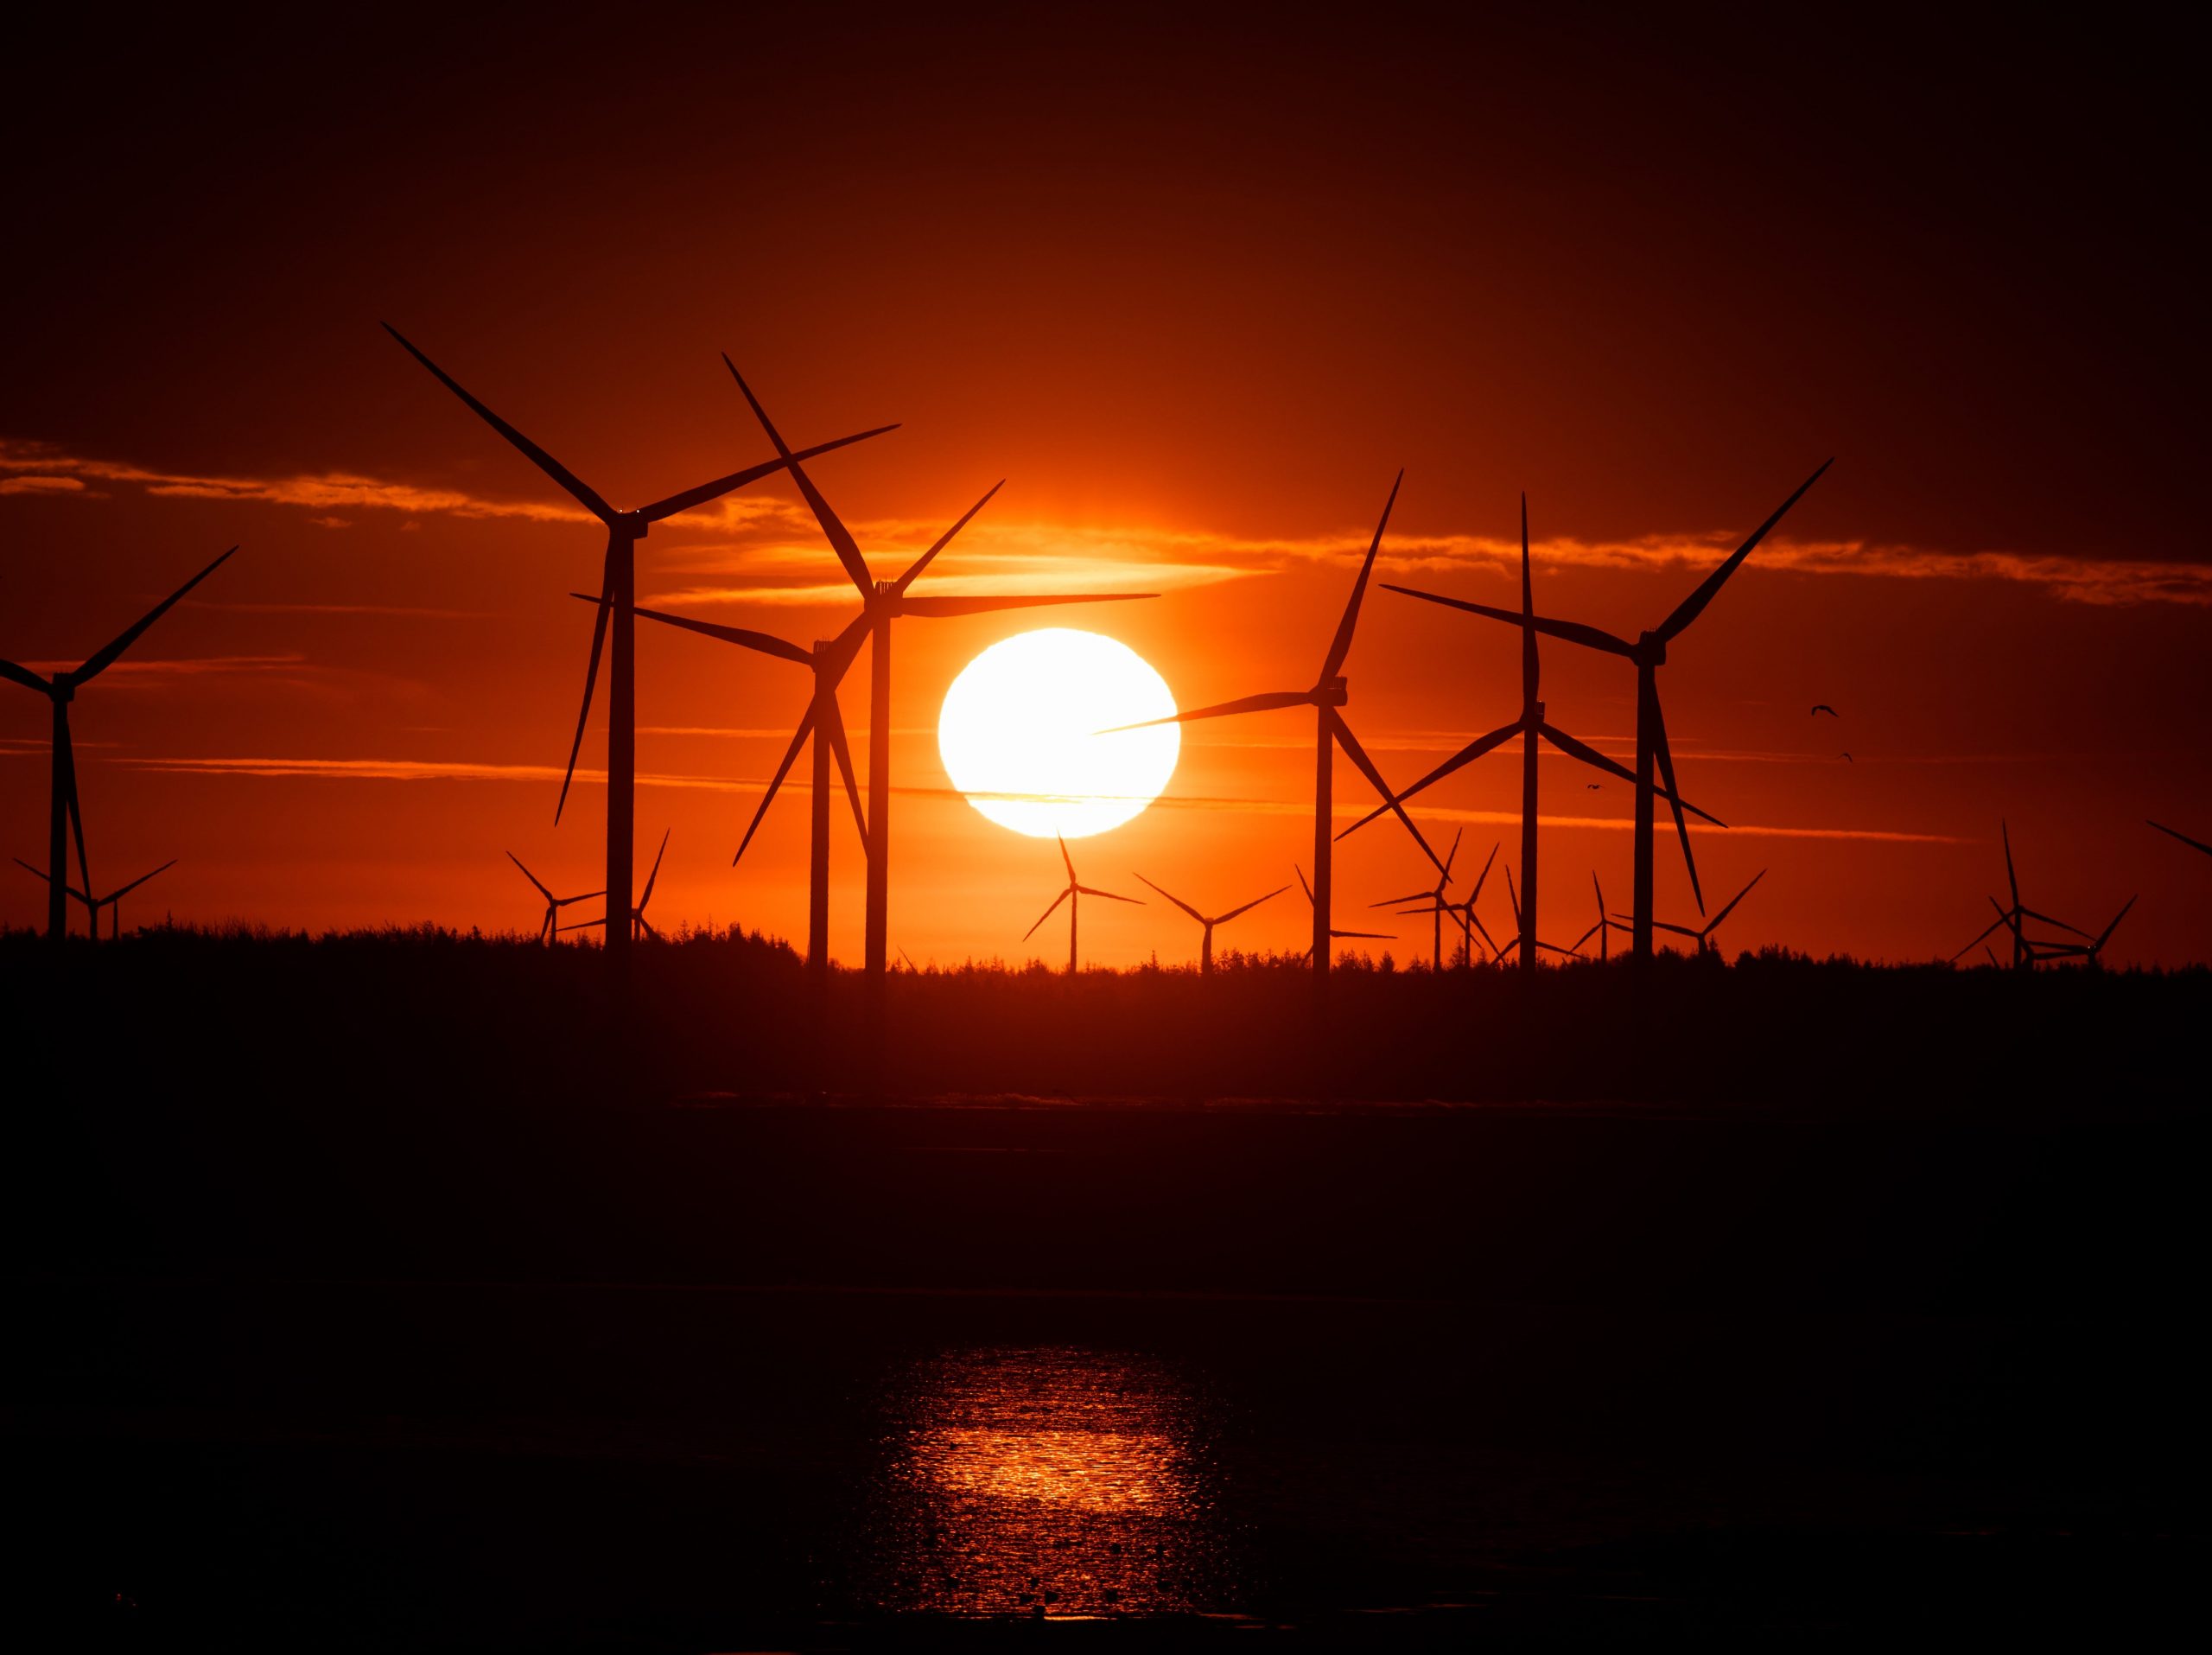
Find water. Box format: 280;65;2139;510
855;1346;1239;1616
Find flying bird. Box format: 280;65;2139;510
1811;703;1839;717
1841;752;1853;763
1585;782;1601;790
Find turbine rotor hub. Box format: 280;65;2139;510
1638;630;1665;665
1316;677;1349;707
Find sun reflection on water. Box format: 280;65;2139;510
858;1346;1237;1617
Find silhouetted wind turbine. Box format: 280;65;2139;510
1344;496;1719;974
561;829;671;944
1376;462;1829;963
2026;897;2139;969
1624;869;1767;958
1498;864;1588;962
12;856;175;941
726;360;1154;989
1950;823;2096;970
595;597;868;988
2;546;235;942
1024;835;1142;974
385;327;893;979
1372;830;1484;972
2149;820;2212;861
1135;875;1287;975
505;851;604;945
1294;863;1395;961
1107;475;1440;979
1569;871;1628;962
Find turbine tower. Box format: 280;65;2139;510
3;546;236;941
384;326;893;979
1023;836;1143;974
1107;474;1441;979
1377;461;1828;961
1135;875;1287;974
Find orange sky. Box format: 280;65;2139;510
5;10;2209;965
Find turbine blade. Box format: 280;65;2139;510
1103;689;1313;734
1332;927;1395;940
1319;470;1402;680
2003;820;2020;908
1703;869;1767;933
1295;863;1315;905
383;326;616;523
1370;888;1435;909
638;827;671;911
1504;864;1521;927
2094;895;2138;951
640;425;901;523
555;561;613;824
2020;906;2096;941
1538;720;1724;827
1569;920;1601;953
1441;827;1463;882
891;480;1006;594
1135;875;1206;923
1648;691;1705;913
2148;818;2212;859
106;859;176;901
721;355;874;597
0;658;52;693
611;598;810;665
1022;887;1071;940
896;592;1155;618
735;703;817;864
1379;586;1636;656
1075;885;1144;905
1332;713;1440;872
822;694;869;847
1467;842;1500;901
1335;720;1521;840
1649;920;1703;939
75;546;238;682
507;850;556;902
1656;459;1834;642
1213;885;1289;925
1058;832;1076;882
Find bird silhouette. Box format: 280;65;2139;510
1841;752;1853;763
1811;703;1839;717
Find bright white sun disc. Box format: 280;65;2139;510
938;628;1179;838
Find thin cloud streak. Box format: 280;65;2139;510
13;436;2207;605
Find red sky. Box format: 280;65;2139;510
5;9;2209;965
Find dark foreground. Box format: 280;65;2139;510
6;931;2209;1646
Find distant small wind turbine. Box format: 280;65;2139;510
1024;835;1142;975
1621;869;1767;958
1384;838;1503;969
1294;863;1395;960
1135;874;1287;975
1370;828;1467;972
505;852;604;945
12;856;175;941
1498;864;1588;962
561;829;671;943
384;326;893;978
1950;822;2101;970
2026;897;2139;970
2;545;236;941
1568;870;1629;963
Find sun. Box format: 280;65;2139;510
938;628;1180;838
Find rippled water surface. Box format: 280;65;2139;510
855;1346;1241;1616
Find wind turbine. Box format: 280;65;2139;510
1950;822;2098;971
1376;462;1829;963
505;851;604;945
1498;864;1590;963
1568;871;1628;962
384;327;893;978
1107;474;1442;979
599;598;869;988
561;829;671;944
1370;827;1463;971
3;545;236;942
1135;874;1287;975
1023;835;1142;975
1624;868;1767;959
725;359;1154;988
1294;863;1395;961
12;856;175;941
1344;496;1719;973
